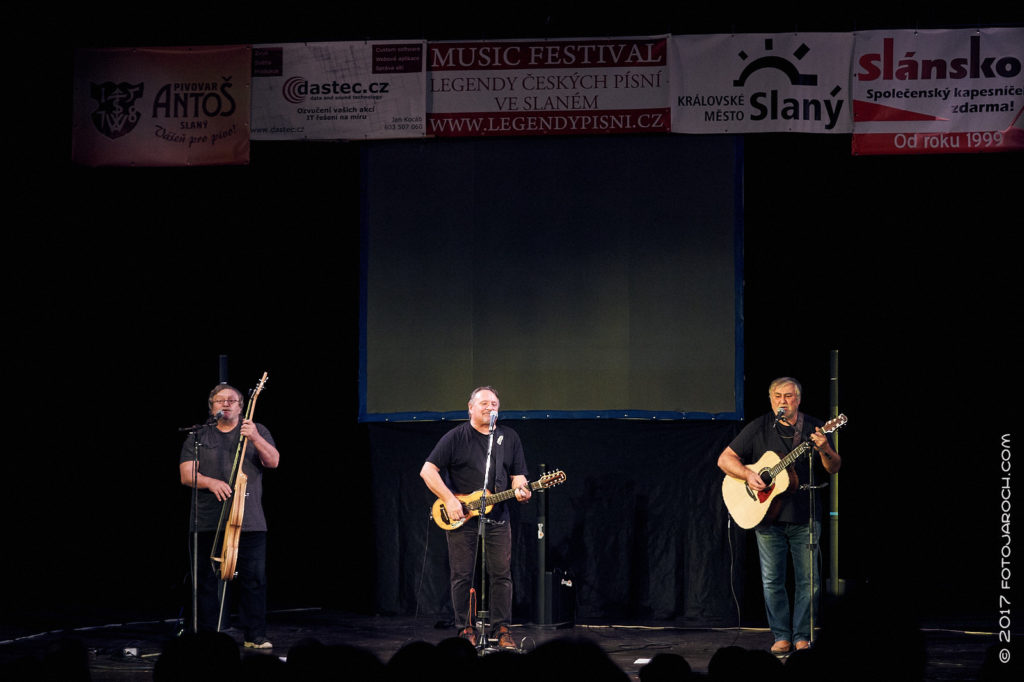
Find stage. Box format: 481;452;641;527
0;609;1006;680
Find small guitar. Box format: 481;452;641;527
721;414;847;529
432;470;567;530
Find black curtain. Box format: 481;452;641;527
367;418;760;624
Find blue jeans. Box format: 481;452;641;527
755;521;821;644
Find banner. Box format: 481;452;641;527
671;33;854;134
251;41;426;140
851;28;1024;155
427;37;671;137
72;46;250;167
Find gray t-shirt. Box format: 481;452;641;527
179;422;275;531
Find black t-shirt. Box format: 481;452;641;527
728;412;832;525
426;421;528;522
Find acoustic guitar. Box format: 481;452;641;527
721;414;847;529
432;470;566;530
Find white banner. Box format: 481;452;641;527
72;46;251;167
427;37;671;137
851;28;1024;154
251;41;426;140
671;33;854;134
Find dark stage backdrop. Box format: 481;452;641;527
4;132;1016;639
5;135;1017;636
360;135;743;421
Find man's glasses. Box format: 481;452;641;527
212;398;240;405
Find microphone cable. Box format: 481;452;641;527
725;512;743;648
413;512;433;620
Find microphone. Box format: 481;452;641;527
489;411;499;432
775;407;786;422
178;412;222;432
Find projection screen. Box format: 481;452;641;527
359;134;743;421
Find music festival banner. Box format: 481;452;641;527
250;41;427;140
426;36;671;137
851;28;1024;155
72;45;251;167
670;33;854;134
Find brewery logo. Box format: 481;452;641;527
89;81;144;139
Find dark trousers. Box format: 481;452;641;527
194;531;268;641
447;518;513;631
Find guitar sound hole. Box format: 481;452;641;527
759;471;772;486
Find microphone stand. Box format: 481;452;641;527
777;411;826;648
475;415;497;652
178;416;215;634
801;443;828;646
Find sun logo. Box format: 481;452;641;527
733;39;818;88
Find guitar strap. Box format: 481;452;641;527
493;430;506;492
774;413;805;453
791;413;805;450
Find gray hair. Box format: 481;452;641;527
468;385;500;403
768;377;802;397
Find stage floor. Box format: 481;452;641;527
0;609;1007;680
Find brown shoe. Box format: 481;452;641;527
494;625;516;650
794;640;810;650
459;626;477;647
770;640;792;656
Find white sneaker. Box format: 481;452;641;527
244;639;273;649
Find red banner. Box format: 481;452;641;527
427;37;671;137
851;28;1024;155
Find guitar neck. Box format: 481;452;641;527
483;479;545;505
768;440;813;479
466;479;543;511
765;414;846;480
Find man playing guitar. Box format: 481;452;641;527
717;377;842;656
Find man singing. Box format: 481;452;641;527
420;386;531;650
717;377;841;655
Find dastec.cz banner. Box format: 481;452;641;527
427;37;670;137
852;28;1024;155
251;41;426;140
72;45;251;167
671;33;853;134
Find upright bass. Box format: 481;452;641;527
210;372;268;581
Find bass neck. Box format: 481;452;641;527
480;478;546;506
